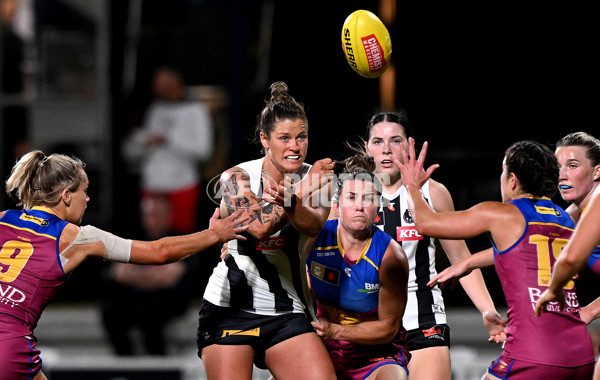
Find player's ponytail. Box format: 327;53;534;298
6;150;86;209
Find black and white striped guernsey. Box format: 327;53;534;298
203;158;314;316
373;181;447;331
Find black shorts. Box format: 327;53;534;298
405;324;450;351
197;300;314;369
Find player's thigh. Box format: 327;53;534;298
201;344;255;380
265;332;336;380
367;363;408;380
407;346;451;380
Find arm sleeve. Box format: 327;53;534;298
62;225;132;263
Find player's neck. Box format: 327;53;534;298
339;228;371;261
378;172;402;194
261;158;285;183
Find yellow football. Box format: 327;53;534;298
341;10;392;78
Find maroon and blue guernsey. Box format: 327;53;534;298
493;197;595;367
0;207;69;341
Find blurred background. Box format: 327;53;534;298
0;0;597;378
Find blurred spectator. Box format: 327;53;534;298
122;65;214;234
100;195;193;356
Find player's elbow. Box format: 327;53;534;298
373;321;400;344
413;219;435;236
558;251;584;272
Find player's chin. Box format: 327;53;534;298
377;165;399;178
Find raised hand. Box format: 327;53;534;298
394;137;439;190
297;158;336;204
262;158;335;209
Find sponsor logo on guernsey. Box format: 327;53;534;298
528;287;579;312
255;236;285;250
396;226;423;241
535;205;561;216
311;262;340;286
19;213;49;226
403;209;413;224
358;282;380;293
432;304;445;313
221;327;260;338
360;34;386;73
316;250;336;257
0;284;26;308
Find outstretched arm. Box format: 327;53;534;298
428;248;495;289
60;209;249;273
429;180;506;343
130;208;250;264
399;139;506;342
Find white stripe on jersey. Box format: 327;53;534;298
203;157;312;316
381;182;447;330
203;237;308;316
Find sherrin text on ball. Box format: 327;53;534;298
341;10;392;78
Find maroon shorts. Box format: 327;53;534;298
325;339;410;380
0;336;42;380
488;352;594;380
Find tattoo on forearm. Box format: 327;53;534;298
250;209;263;224
221;170;286;227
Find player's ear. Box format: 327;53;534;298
260;132;269;151
61;188;71;206
593;164;600;181
332;200;340;219
509;172;519;191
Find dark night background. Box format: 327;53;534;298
26;0;598;307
